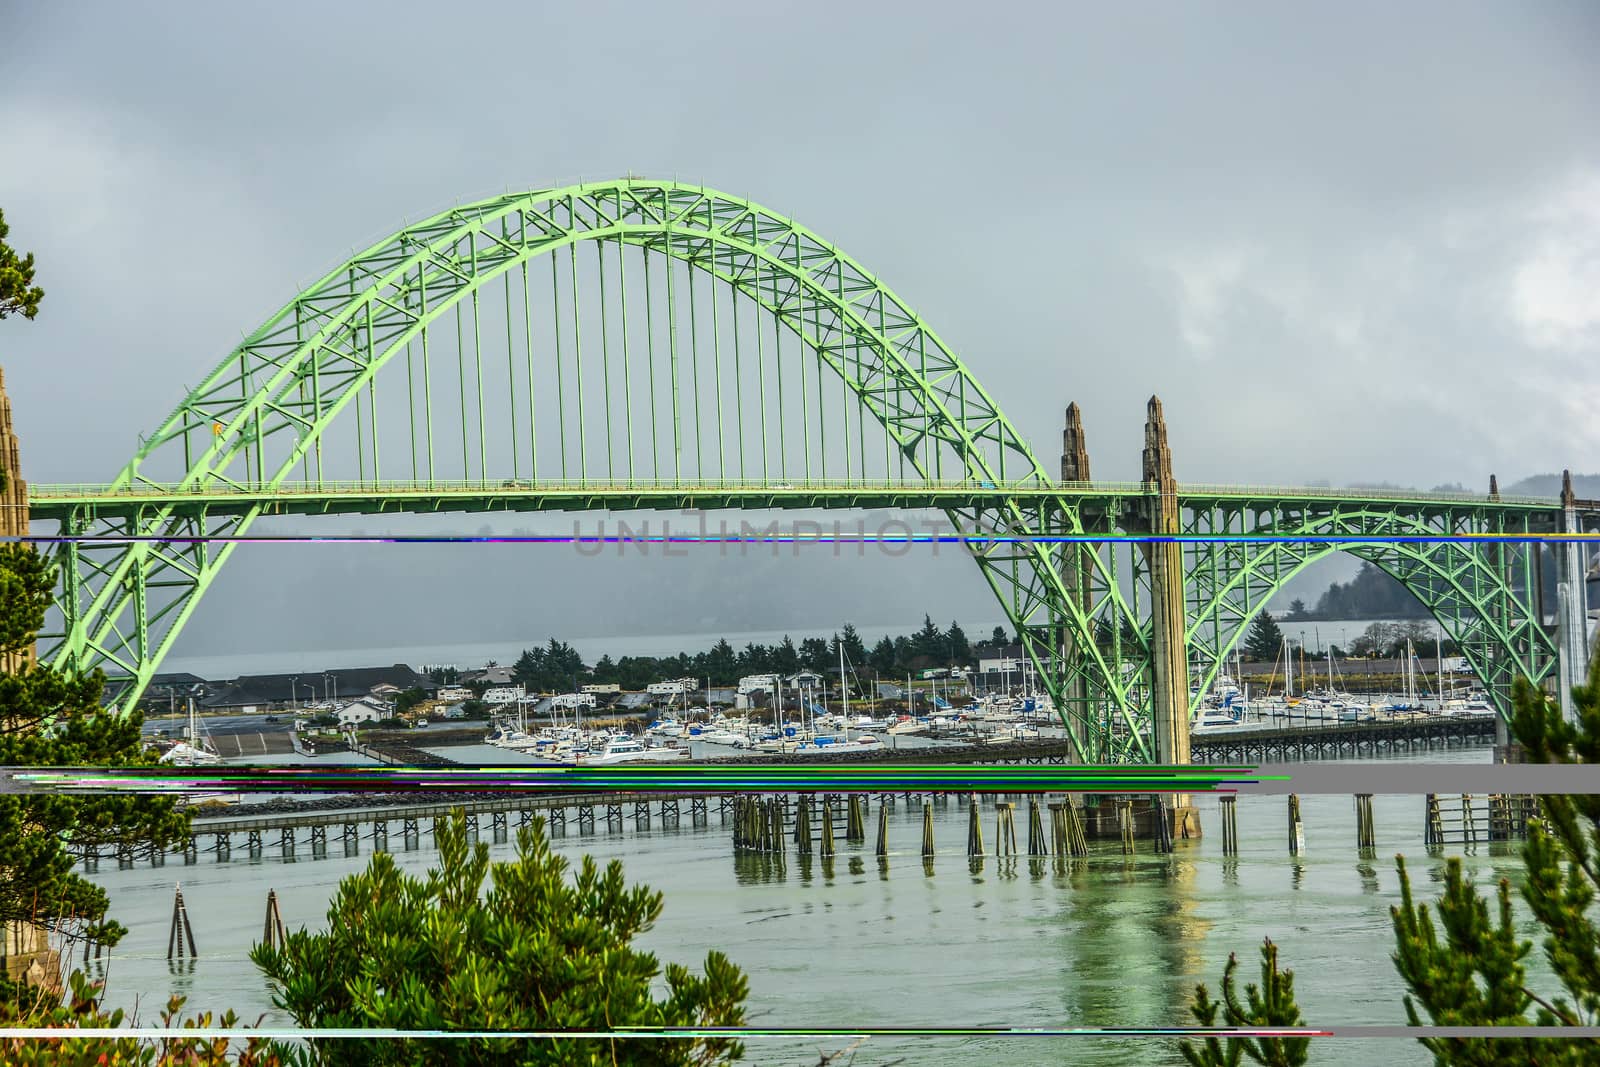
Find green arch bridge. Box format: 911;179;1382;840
23;180;1599;765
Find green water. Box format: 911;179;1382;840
79;745;1543;1065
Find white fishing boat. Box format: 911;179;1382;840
576;738;660;764
1191;711;1246;733
701;728;753;748
796;732;883;753
886;716;929;736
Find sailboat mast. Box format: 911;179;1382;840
841;643;850;743
1440;633;1452;700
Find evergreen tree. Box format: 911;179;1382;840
0;547;190;956
772;636;801;675
705;638;738;685
738;643;770;674
868;637;897;675
911;614;946;662
1387;668;1600;1065
838;623;868;667
798;637;831;674
947;621;972;666
589;654;618;684
1243;611;1285;662
0;209;45;320
0;282;188;968
511;646;545;690
1180;938;1310;1067
1187;662;1600;1065
990;625;1007;646
251;810;747;1066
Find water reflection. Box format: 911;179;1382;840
1052;850;1209;1034
732;852;786;886
1357;862;1380;894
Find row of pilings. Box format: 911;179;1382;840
733;795;1098;859
734;792;1543;860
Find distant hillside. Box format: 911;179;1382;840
1503;473;1600;499
1277;472;1600;617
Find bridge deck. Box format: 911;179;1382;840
28;478;1570;522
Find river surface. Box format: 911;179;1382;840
74;743;1563;1066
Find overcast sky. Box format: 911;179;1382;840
3;2;1597;667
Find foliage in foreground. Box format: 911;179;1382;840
251;808;749;1066
0;530;190;951
1179;937;1310;1067
0;970;300;1066
1181;662;1600;1067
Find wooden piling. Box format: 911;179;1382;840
996;803;1017;857
1355;794;1376;850
876;802;889;857
921;802;936;858
1153;796;1174;854
967;797;984;857
847;795;864;843
795;796;813;855
1118;800;1134;855
820;798;836;858
261;889;287;952
1488;793;1509;841
1461;793;1477;845
1220;795;1238;856
166;883;197;959
1027;800;1046;857
1424;794;1443;847
1288;794;1304;856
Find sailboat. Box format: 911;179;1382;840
160;699;223;767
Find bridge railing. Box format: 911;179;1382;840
27;477;1559;506
30;477;1068;499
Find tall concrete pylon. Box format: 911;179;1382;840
1059;403;1094;759
1556;470;1590;723
1488;475;1511;753
0;367;33;674
1141;397;1197;834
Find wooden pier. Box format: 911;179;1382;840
1188;714;1495;761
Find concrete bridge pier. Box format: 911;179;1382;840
1556;471;1592;725
1059;402;1095;760
1141;397;1199;838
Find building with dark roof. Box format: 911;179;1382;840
200;664;436;710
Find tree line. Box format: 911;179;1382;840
504;617;1011;693
1244;612;1462;662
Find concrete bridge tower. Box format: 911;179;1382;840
1556;470;1591;724
1141;397;1198;835
1059;403;1095;759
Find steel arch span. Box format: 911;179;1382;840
39;179;1147;758
1177;500;1561;720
